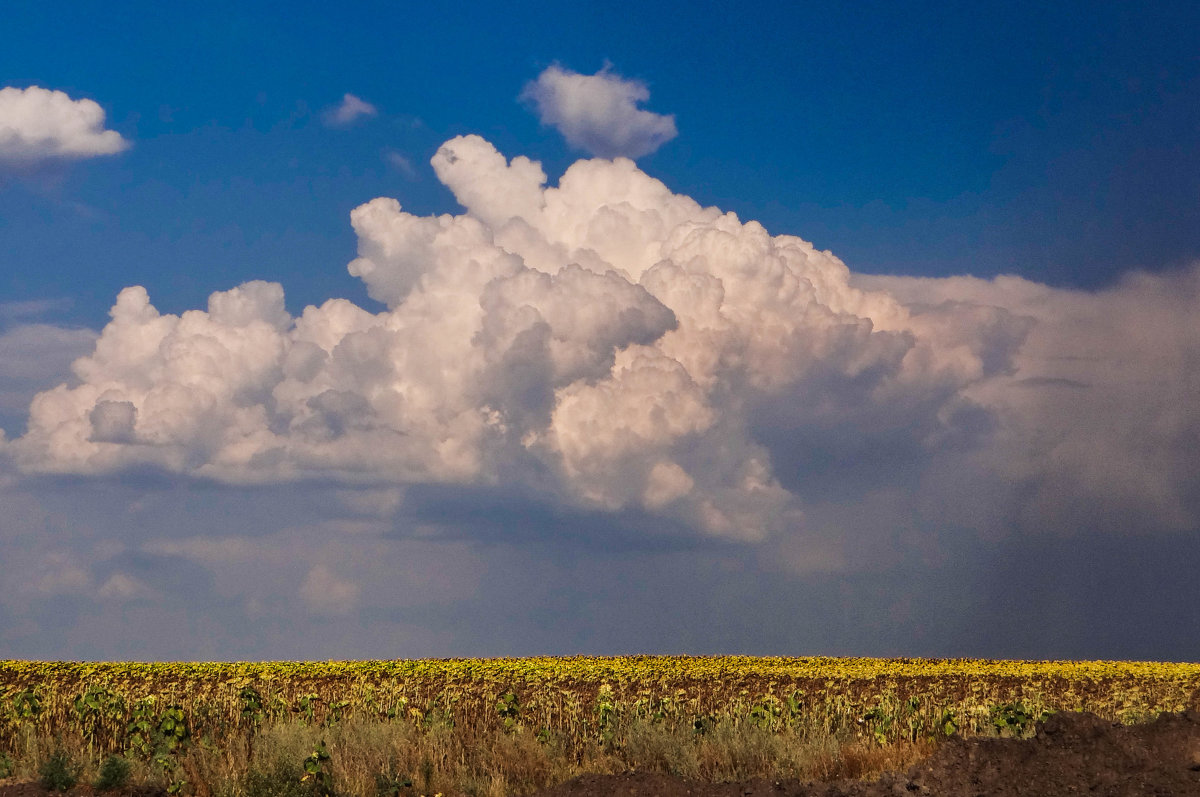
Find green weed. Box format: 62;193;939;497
38;749;80;792
95;754;132;791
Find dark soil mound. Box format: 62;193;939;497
532;711;1200;797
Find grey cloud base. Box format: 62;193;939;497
2;474;1198;661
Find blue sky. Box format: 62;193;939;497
6;0;1198;328
1;1;1199;661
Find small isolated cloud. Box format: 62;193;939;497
324;93;378;127
32;553;91;596
97;572;150;602
0;86;129;169
521;65;677;159
299;564;360;616
384;149;415;177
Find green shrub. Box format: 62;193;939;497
38;750;80;792
95;754;133;791
243;760;313;797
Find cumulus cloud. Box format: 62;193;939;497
521;65;677;158
0;86;129;168
324;93;378;127
10;134;1200;556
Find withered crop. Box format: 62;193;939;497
3;656;1197;758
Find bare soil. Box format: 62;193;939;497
531;711;1200;797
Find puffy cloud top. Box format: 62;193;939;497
521;65;678;159
0;86;129;167
12;134;1200;548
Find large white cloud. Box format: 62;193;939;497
521;65;677;159
9;134;1200;549
0;86;129;168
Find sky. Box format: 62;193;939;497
1;0;1199;662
